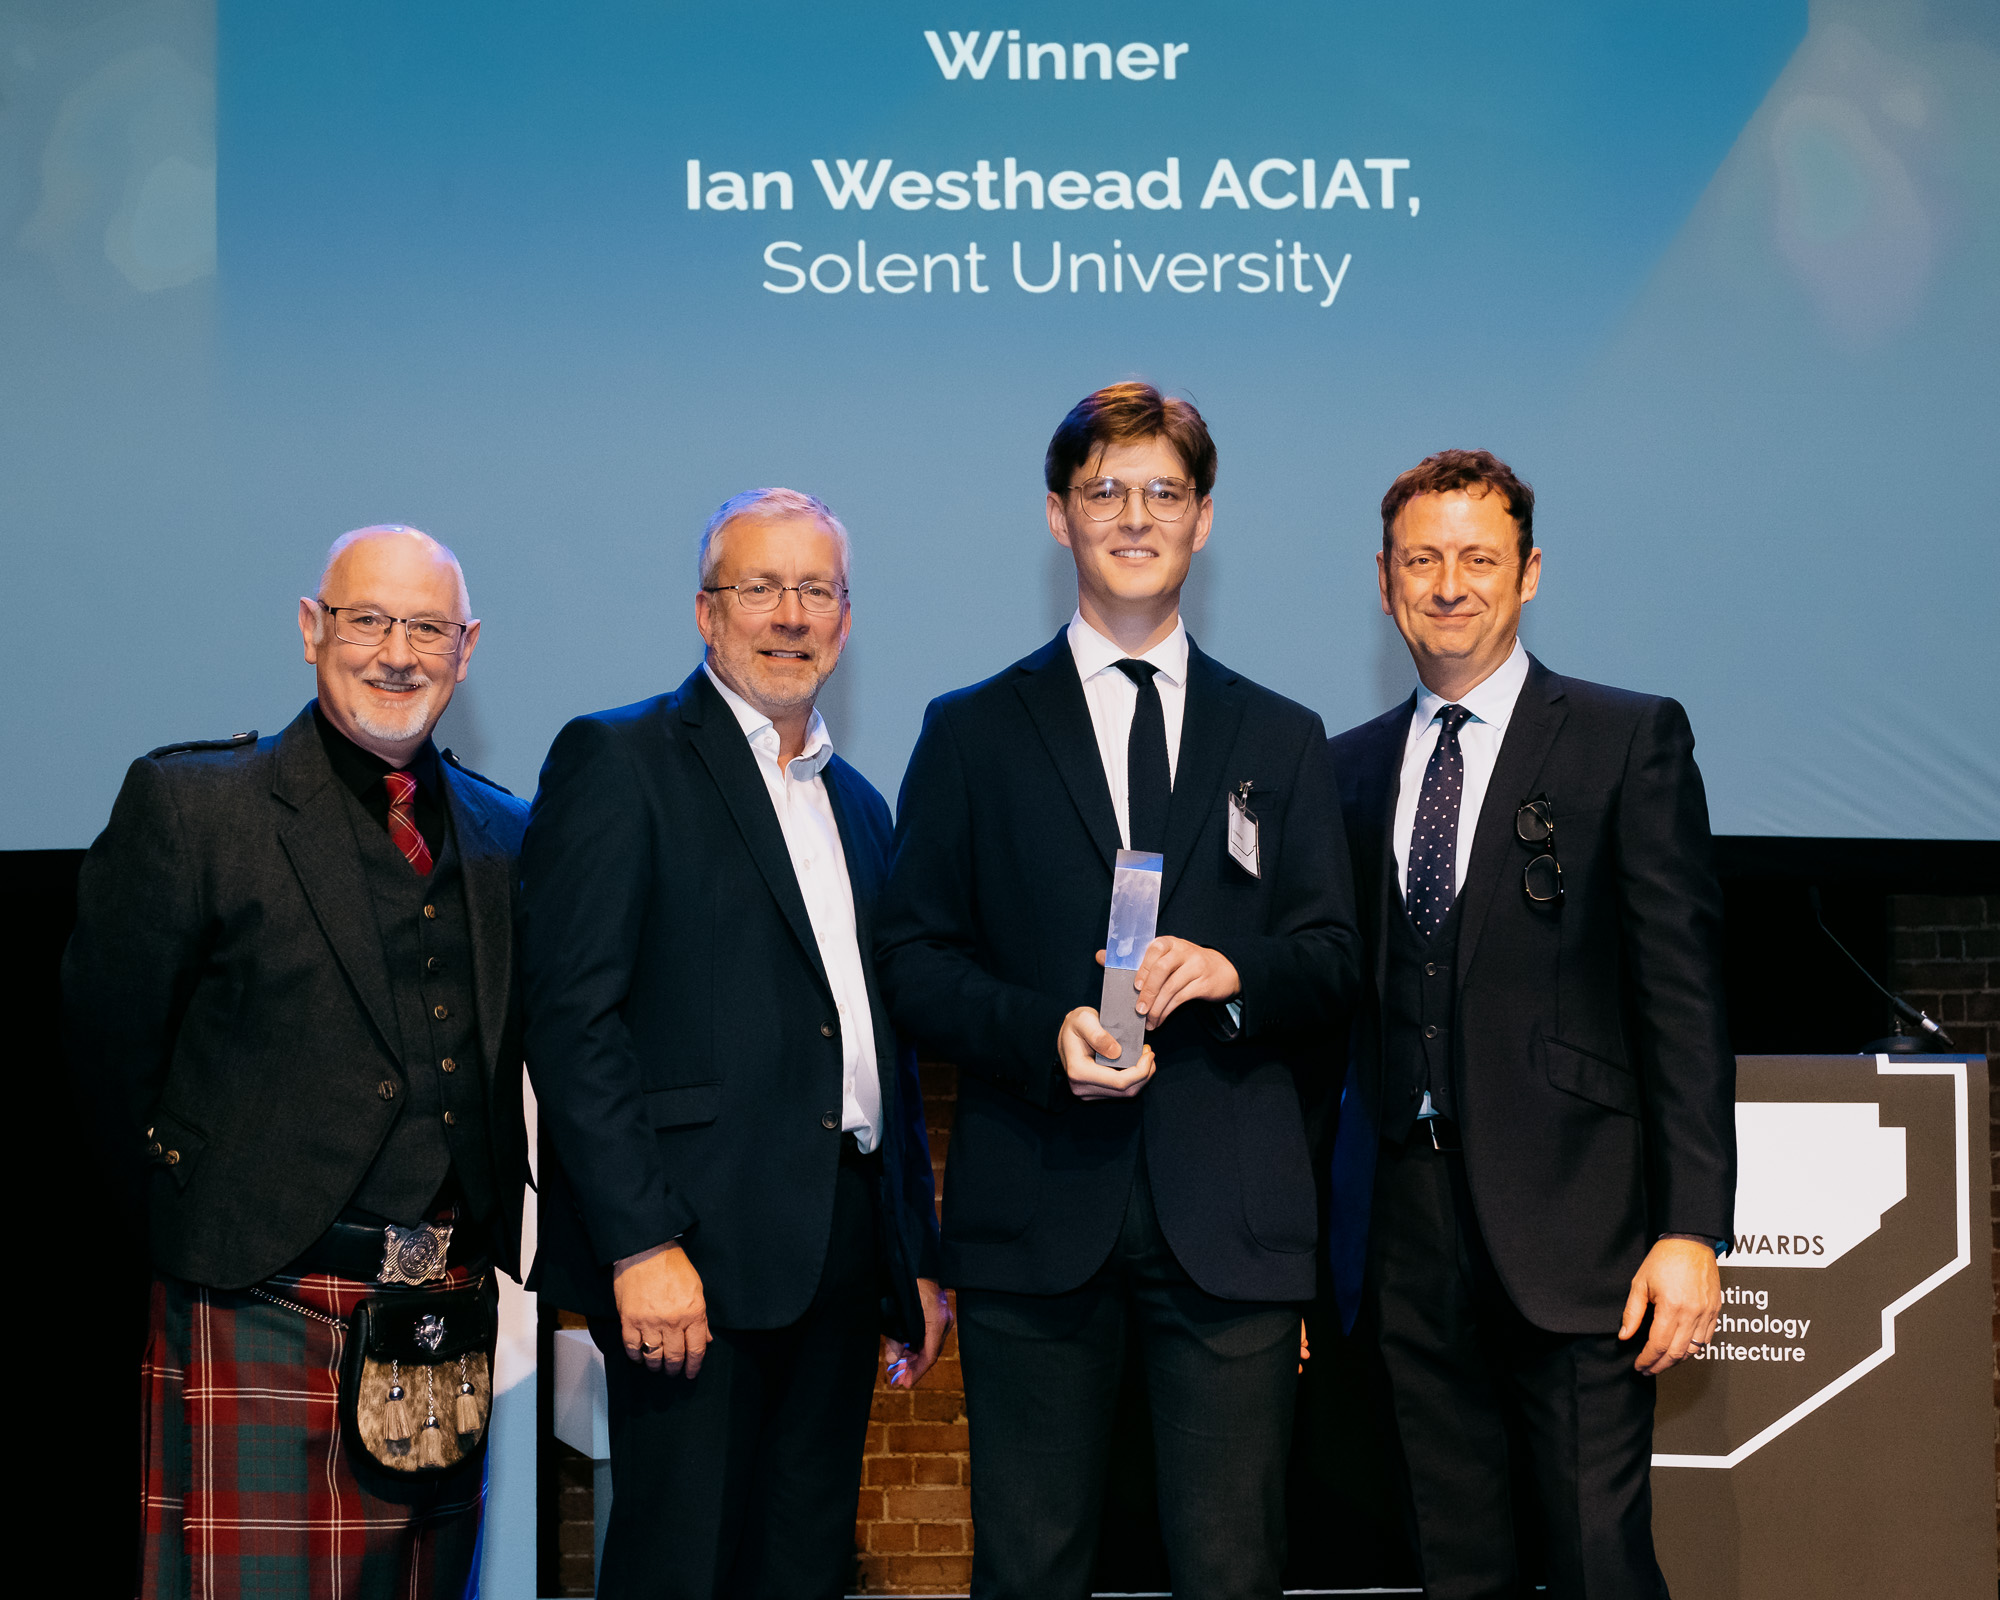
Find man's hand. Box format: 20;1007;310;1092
1619;1238;1721;1375
884;1278;953;1389
1130;937;1240;1029
1058;1003;1156;1100
612;1242;711;1378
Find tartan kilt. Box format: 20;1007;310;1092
140;1263;488;1600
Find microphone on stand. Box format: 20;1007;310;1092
1807;886;1957;1053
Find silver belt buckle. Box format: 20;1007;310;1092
378;1221;453;1285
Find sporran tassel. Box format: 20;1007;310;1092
415;1367;447;1467
383;1360;414;1456
455;1354;482;1446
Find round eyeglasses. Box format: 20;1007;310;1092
1516;798;1563;905
702;580;847;615
319;605;470;655
1068;476;1197;522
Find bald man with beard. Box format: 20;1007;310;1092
64;525;532;1600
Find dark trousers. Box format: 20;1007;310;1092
1368;1129;1667;1600
589;1147;884;1600
955;1146;1301;1600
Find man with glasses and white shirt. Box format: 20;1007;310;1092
879;384;1361;1600
1326;450;1735;1599
519;488;947;1600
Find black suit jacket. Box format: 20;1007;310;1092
61;704;532;1287
877;632;1362;1303
1328;655;1736;1334
517;667;939;1338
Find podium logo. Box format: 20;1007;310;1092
1654;1061;1971;1472
923;31;1190;83
1730;1102;1906;1268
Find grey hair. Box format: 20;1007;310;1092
697;488;851;589
313;525;472;641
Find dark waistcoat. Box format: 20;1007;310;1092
1380;889;1464;1144
343;789;494;1222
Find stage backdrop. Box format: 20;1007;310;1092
4;0;1998;850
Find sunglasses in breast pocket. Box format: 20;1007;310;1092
1516;797;1563;907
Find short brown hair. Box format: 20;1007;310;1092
1045;382;1218;501
1381;448;1535;565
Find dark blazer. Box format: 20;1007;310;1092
517;667;939;1338
61;704;532;1287
1328;655;1736;1334
877;632;1362;1304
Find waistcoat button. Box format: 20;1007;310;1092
423;905;436;920
379;1080;397;1101
820;1022;835;1038
1424;962;1438;977
820;1111;838;1130
443;1111;457;1127
427;957;442;973
440;1057;457;1073
1423;1024;1438;1040
433;1004;449;1020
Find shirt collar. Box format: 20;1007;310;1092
703;662;835;779
1413;636;1530;730
312;700;440;800
1066;610;1189;687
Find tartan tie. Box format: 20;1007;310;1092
1405;704;1472;938
383;770;434;876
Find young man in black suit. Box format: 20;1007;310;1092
518;489;949;1600
878;383;1362;1600
1327;450;1735;1598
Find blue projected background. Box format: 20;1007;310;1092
4;0;1997;848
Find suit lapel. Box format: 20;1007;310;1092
681;670;834;999
1159;642;1245;906
1455;657;1568;981
271;709;404;1064
822;761;882;927
1355;698;1415;1001
1011;632;1123;874
442;770;513;1083
823;761;897;1098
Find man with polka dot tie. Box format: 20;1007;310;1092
1326;451;1735;1599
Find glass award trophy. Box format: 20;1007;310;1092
1095;848;1164;1069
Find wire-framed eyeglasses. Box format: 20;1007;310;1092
318;604;470;655
701;579;847;614
1516;797;1563;906
1068;476;1198;522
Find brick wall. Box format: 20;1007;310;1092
1887;894;1999;1563
854;1062;972;1593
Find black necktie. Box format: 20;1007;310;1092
1114;659;1171;854
1406;704;1473;939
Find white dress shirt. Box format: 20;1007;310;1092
704;665;882;1152
1392;638;1532;900
1067;610;1188;850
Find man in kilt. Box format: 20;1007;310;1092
64;525;531;1600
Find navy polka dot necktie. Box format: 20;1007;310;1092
1406;704;1473;939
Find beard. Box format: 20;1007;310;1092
712;635;838;718
351;672;442;743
